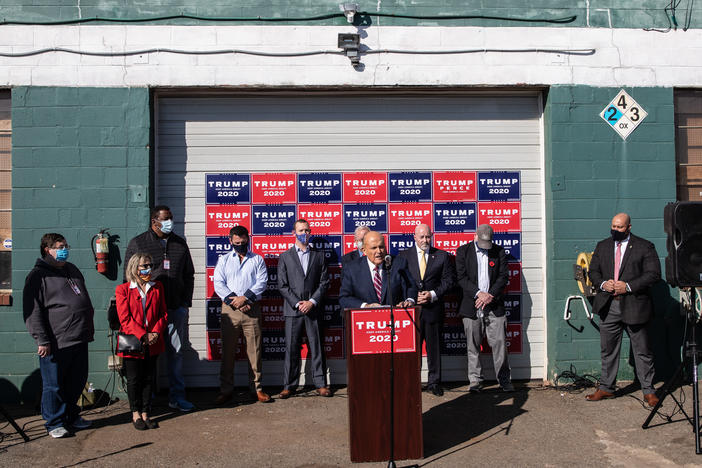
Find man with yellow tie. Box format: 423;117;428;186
398;224;456;396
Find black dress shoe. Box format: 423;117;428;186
132;419;148;431
143;418;159;429
428;384;444;396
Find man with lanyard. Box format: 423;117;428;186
125;205;195;412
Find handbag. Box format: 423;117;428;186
117;331;143;353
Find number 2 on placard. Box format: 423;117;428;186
606;106;618;122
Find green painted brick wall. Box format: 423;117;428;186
0;1;699;29
2;86;151;404
544;85;682;386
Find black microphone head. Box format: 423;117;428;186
384;255;392;268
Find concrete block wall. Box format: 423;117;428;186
1;87;150;404
0;1;699;29
544;85;682;385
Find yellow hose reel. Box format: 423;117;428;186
574;252;595;296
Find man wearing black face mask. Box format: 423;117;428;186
213;225;270;404
586;212;661;406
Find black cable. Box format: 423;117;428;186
0;11;578;26
644;0;682;32
550;364;599;393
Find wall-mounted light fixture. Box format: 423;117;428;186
338;33;361;67
339;3;359;23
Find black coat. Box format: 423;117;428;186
339;255;417;310
455;241;509;319
588;233;661;325
397;246;456;323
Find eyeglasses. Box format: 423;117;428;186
138;263;154;269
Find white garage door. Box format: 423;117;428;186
156;93;545;387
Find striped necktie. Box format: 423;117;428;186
373;266;383;302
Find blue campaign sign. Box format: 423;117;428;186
388;172;433;202
343;204;388;233
389;234;415;256
309;235;342;264
264;264;280;297
251;204;297;235
478;171;520;201
206;236;232;267
433;202;477;232
298;173;342;203
206;173;251;204
322;297;343;328
504;294;522;323
206;300;222;330
492;232;521;261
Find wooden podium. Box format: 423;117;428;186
345;306;423;463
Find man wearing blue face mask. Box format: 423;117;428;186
124;205;195;412
23;233;95;438
213;225;270;404
277;219;331;398
586;212;661;406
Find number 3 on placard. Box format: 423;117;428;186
629;107;640;122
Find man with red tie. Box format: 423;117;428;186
586;213;661;406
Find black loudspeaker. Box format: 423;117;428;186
664;202;702;287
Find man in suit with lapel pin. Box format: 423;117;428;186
586;213;661;406
456;224;512;392
339;231;417;310
277;219;332;398
398;224;455;396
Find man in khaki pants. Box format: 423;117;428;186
213;226;271;404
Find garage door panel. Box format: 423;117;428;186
158;93;545;385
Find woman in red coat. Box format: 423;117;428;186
116;253;167;430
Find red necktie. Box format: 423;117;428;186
373;266;383;302
614;242;622;281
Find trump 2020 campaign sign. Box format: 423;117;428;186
204;171;522;361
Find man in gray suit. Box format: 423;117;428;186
277;219;332;398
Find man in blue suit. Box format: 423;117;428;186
339;231;417;309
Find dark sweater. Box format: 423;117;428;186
23;259;95;349
124;229;195;309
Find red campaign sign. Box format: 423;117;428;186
206;267;215;299
433;232;473;256
206;205;251;236
443;294;462;327
207;330;221;360
260;297;285;330
327;265;342;297
251;173;297;204
323;327;345;359
507;262;522;293
298;203;343;235
477;202;521;232
433;171;477;201
387;202;433;233
343;172;388;203
343;235;357;255
350;308;417;355
251;235;295;259
481;323;523;354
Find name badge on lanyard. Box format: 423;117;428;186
163;259;170;270
67;278;81;295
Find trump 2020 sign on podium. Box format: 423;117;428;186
346;307;422;463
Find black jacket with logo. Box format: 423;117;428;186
23;259;95;349
124;229;195;310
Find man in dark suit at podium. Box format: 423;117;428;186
398;224;455;396
339;231;417;309
341;225;370;268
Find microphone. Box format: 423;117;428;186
383;255;392;269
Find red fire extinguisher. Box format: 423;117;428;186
92;229;109;274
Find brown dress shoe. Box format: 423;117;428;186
316;387;332;397
585;388;615;401
215;393;232;405
257;391;272;403
278;389;293;399
643;393;659;407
